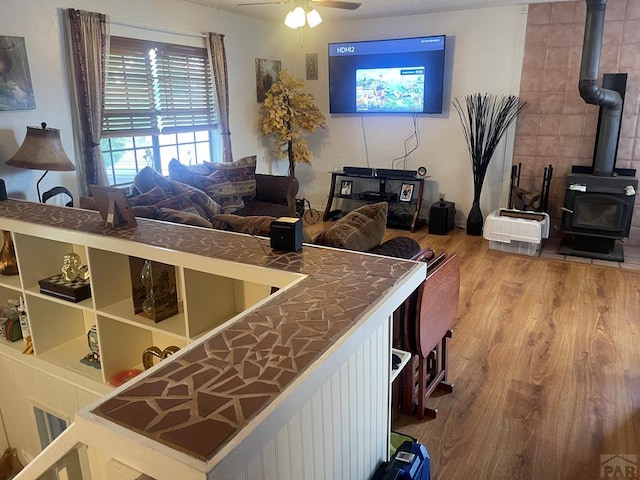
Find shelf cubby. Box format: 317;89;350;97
182;269;272;339
13;234;88;291
25;294;98;379
97;314;187;382
0;273;22;291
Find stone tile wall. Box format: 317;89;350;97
515;0;640;244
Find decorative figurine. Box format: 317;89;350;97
142;345;180;370
129;257;178;322
38;253;92;303
61;252;89;282
80;325;100;369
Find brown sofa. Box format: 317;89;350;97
80;157;299;226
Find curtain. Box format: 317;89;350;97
65;9;110;195
207;32;233;163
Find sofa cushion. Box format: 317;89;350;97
208;156;257;202
233;200;291;218
313;202;388;252
156;208;213;228
134;166;175;194
155;192;202;216
168;159;215;186
193;170;244;214
128;186;168;207
369;236;422;259
211;214;274;236
173;181;222;219
130;205;159;219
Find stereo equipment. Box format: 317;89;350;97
376;168;417;178
343;166;374;176
359;191;398;202
429;201;456;235
270;217;303;252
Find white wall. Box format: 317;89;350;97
287;6;528;221
0;0;292;202
0;0;528;222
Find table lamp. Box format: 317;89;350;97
6;122;76;203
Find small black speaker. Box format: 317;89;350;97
429;201;456;235
270;217;303;252
0;179;6;201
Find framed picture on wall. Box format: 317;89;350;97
340;180;353;196
0;36;36;111
255;58;281;103
400;183;414;202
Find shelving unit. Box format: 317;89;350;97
323;171;427;232
1;229;276;387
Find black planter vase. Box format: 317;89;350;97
466;202;483;236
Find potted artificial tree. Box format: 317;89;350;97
258;70;326;178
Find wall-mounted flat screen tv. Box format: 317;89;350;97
328;35;446;115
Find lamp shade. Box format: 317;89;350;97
6;123;75;172
306;9;322;28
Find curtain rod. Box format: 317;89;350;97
110;18;207;39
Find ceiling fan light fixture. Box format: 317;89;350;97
284;9;299;28
306;8;322;28
284;6;306;29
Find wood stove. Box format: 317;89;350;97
560;170;637;260
559;1;638;261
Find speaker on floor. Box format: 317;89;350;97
429;201;456;235
270;217;303;252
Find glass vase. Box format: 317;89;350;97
0;231;18;276
466;202;484;236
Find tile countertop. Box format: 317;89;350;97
0;200;425;464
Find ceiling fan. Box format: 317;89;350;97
238;1;361;10
238;0;362;28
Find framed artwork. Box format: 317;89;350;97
340;180;353;196
305;53;318;80
255;58;281;103
400;183;414;202
0;36;36;111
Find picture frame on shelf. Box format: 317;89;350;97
89;185;137;228
400;183;414;202
340;180;353;197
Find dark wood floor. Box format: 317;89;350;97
309;221;640;480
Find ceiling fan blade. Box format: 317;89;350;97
237;1;289;6
312;0;361;10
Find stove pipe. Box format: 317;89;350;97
579;0;623;176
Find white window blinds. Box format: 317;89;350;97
103;36;217;137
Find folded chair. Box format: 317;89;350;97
400;252;460;418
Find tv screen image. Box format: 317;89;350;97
355;66;425;113
329;35;446;115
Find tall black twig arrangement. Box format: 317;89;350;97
453;93;527;205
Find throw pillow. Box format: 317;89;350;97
156;208;213;228
211;214;275;236
130;205;159;219
155;192;202;217
193;170;245;214
134;166;175;194
168;158;215;186
172;181;222;219
209;155;257;202
313;202;388;252
129;185;168;207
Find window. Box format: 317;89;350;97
101;36;220;186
